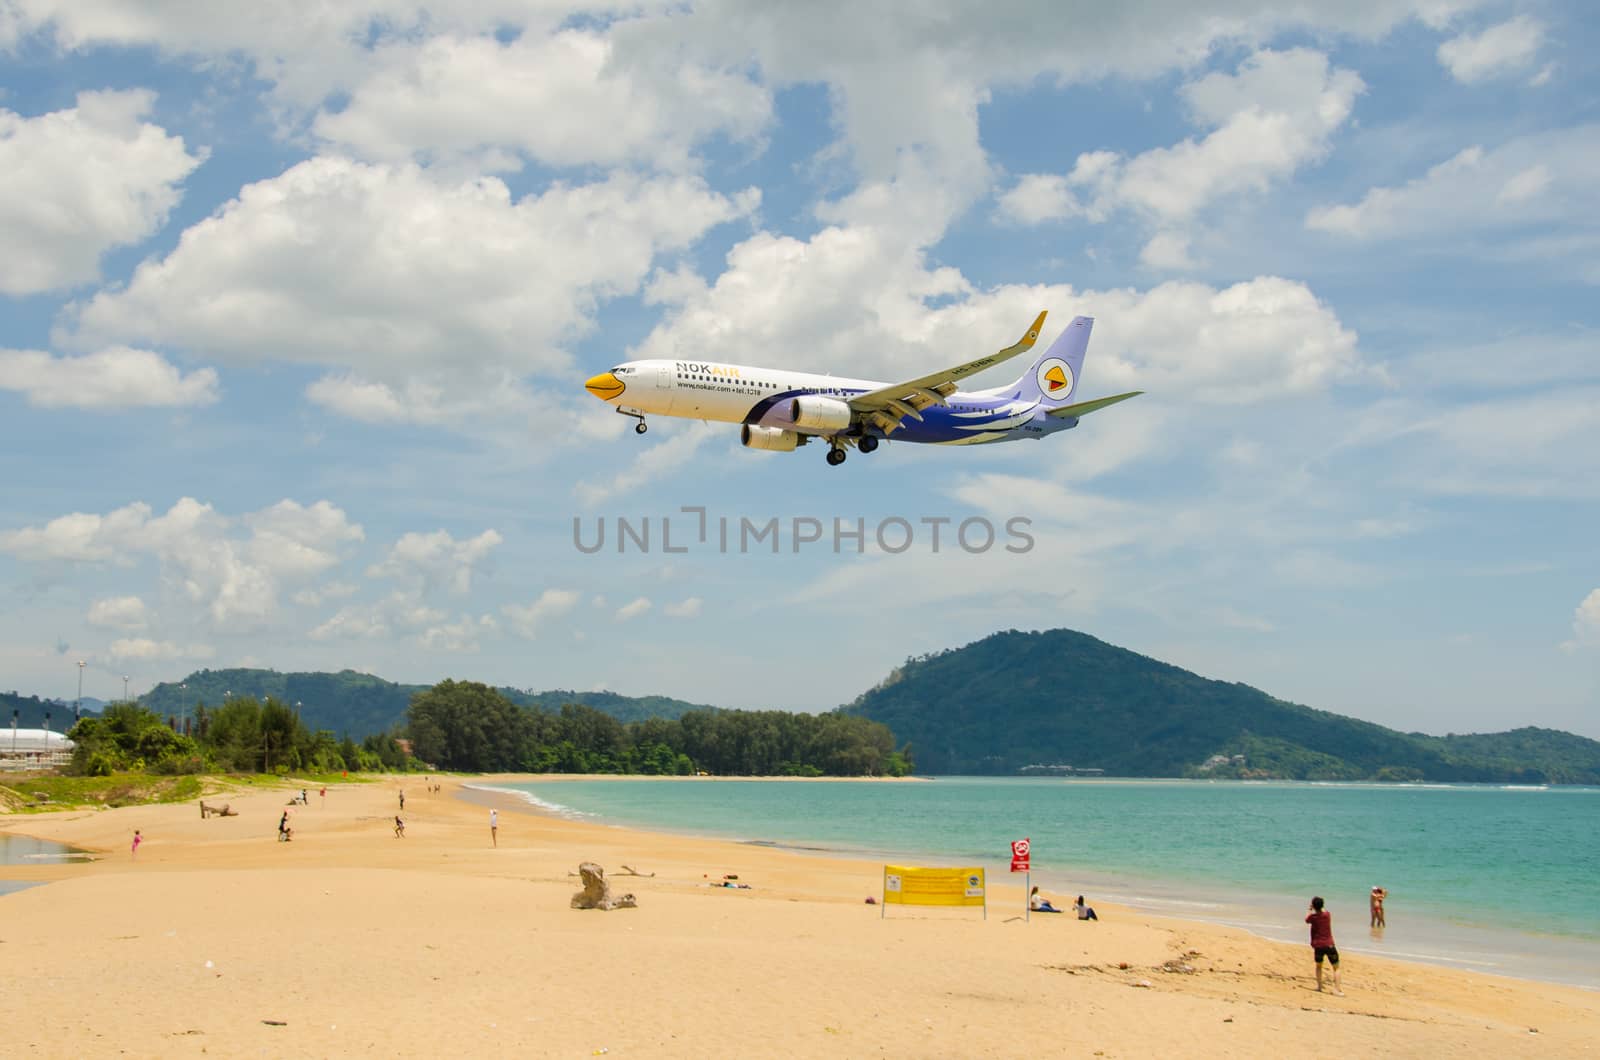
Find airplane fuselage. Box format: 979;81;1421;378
588;358;1084;445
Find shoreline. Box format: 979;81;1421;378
468;776;1600;993
3;774;1596;1057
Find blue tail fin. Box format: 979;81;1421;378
1016;316;1094;405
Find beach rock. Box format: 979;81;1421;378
570;862;637;910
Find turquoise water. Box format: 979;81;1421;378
484;777;1600;989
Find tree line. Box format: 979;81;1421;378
407;680;912;776
64;679;913;778
66;698;406;777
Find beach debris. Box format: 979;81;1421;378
261;1020;287;1026
199;800;237;818
617;865;654;877
570;862;637;910
1159;959;1196;974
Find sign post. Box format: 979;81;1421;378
1010;837;1031;921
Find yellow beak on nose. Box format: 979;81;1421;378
585;371;624;400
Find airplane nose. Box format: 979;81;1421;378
585;371;624;400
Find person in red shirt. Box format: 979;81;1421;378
1306;896;1343;995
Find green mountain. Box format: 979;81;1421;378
840;629;1600;783
3;690;85;729
138;669;715;738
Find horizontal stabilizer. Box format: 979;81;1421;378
1045;390;1143;418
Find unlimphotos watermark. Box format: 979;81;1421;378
573;506;1034;555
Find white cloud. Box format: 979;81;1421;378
1305;127;1600;266
367;528;502;595
107;638;214;662
309;590;446;642
0;497;365;631
292;581;359;607
0;347;219;409
615;596;652;621
0;89;204;295
575;421;722;505
1000;49;1362;230
314;30;770;172
502;588;582;638
416;614;495;652
663;597;703;618
1139;232;1197;270
1437;15;1543;82
87;596;148;631
995;173;1079;226
637;218;1362;406
1564;589;1600;651
66;158;759;394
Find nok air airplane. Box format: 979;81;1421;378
584;311;1141;466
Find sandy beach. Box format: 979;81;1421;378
2;775;1594;1058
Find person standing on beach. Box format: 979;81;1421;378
394;815;405;838
1370;886;1387;927
489;808;498;848
1307;896;1344;995
398;789;405;811
131;829;142;859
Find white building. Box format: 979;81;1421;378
0;728;75;770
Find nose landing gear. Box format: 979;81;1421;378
617;408;648;434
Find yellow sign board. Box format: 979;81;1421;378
882;865;987;909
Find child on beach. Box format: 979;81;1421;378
1307;896;1344;995
394;815;405;838
489;808;498;847
131;830;141;859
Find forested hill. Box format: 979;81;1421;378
138;669;716;738
2;690;107;728
840;629;1600;783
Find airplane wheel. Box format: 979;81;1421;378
858;436;879;454
826;448;847;466
635;421;648;434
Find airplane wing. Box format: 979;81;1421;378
848;311;1048;436
1045;391;1143;418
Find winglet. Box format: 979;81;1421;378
1012;310;1048;355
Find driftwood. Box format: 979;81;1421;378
617;864;654;877
570;862;637;910
200;799;238;818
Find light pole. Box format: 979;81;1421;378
42;711;50;760
10;709;16;752
76;659;85;717
123;674;130;701
180;682;189;735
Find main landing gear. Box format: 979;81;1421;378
825;435;879;466
617;408;648;434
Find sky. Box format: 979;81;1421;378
1;0;1597;739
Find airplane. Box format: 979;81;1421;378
583;311;1141;466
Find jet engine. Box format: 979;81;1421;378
788;395;852;432
741;424;802;452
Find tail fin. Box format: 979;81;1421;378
1016;316;1093;405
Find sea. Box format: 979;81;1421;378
479;776;1600;990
